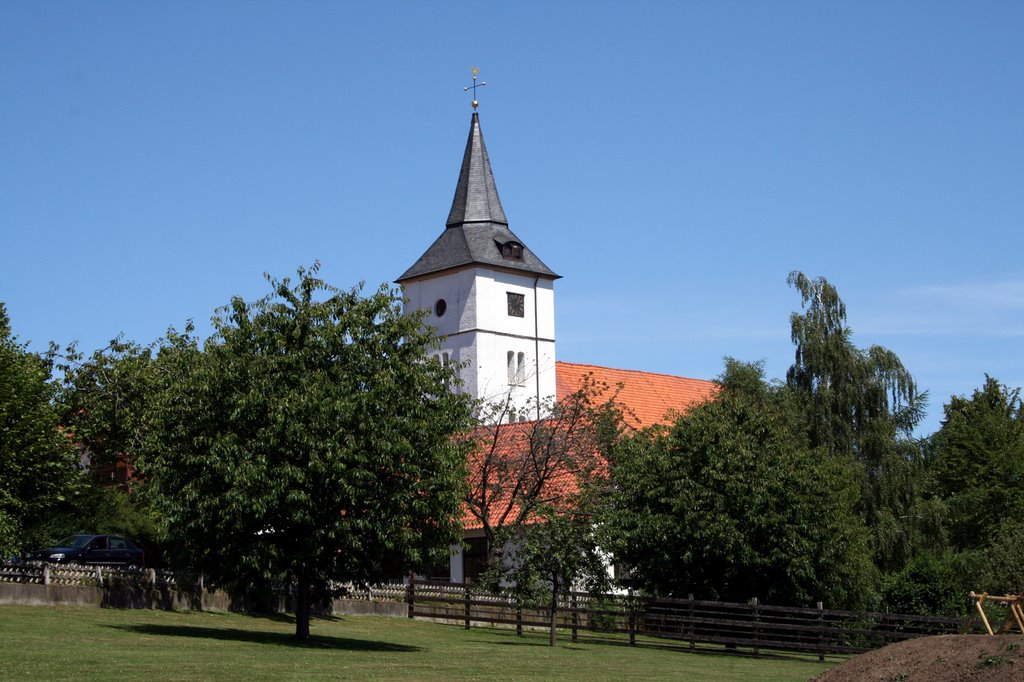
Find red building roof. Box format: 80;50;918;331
463;363;718;531
556;361;718;429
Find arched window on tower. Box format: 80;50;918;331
507;351;526;386
441;352;450;386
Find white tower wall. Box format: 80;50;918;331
402;266;556;421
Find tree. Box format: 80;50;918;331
464;377;622;573
929;376;1024;550
786;271;924;463
54;339;164;559
785;272;938;573
56;337;156;480
0;303;83;556
140;265;474;640
880;550;982;616
484;490;612;647
983;524;1024;595
604;359;875;609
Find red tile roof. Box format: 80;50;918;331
463;363;718;530
556;361;718;429
462;420;577;531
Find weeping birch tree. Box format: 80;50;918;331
785;272;941;571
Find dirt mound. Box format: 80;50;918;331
814;635;1024;681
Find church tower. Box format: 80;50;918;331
397;111;559;421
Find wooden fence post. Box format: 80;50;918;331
516;605;523;636
406;575;415;619
688;593;695;650
752;597;760;657
464;584;471;630
571;592;578;642
817;601;825;662
880;606;889;649
628;589;636;647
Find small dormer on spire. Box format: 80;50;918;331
446;112;508;228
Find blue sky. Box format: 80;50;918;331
2;1;1021;437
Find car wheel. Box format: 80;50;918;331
126;563;139;571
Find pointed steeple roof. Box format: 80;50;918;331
446;112;508;227
397;113;558;283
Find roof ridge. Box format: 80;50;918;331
557;360;716;384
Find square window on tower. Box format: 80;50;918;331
507;292;525;317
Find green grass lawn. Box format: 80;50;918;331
0;605;840;681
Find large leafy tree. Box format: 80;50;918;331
141;265;474;640
929;376;1024;550
604;360;875;609
0;303;83;556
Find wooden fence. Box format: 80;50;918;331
1;564;973;658
406;578;968;658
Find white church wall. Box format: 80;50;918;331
475;269;555;341
534;280;555;341
480;341;555;420
449;543;465;583
443;334;479;399
401;269;478;337
402;266;556;421
472;268;557;419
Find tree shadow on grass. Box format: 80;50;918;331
106;624;421;652
223;612;347;625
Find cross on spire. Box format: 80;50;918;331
463;67;486;110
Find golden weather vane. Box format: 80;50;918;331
464;67;486;110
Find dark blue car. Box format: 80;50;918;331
26;534;145;569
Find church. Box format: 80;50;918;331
397;104;716;582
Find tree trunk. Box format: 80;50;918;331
549;574;559;647
295;571;311;641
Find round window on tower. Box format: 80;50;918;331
434;299;447;317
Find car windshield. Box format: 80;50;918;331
56;535;94;548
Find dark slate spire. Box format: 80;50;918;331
446;112;508;227
397;113;558;283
